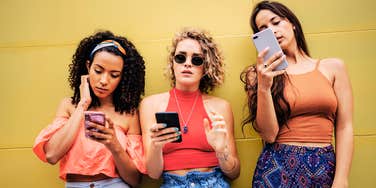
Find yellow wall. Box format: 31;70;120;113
0;0;375;187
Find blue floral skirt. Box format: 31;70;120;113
252;143;335;188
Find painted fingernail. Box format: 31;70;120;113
174;127;179;131
161;123;167;128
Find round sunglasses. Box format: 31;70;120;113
174;54;204;66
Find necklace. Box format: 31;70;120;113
173;88;199;134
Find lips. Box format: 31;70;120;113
95;87;108;93
181;70;193;74
277;36;283;43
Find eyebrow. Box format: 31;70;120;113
93;64;122;73
258;16;279;30
176;51;203;56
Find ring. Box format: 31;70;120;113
263;64;267;68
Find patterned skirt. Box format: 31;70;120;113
252;143;335;188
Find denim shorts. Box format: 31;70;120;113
65;177;130;188
161;167;230;188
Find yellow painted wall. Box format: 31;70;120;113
0;0;374;187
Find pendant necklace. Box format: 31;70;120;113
173;88;199;134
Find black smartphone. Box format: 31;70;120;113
84;111;105;138
155;112;182;143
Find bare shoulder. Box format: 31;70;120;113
141;92;169;106
55;97;74;117
140;92;170;113
203;95;231;113
320;58;347;73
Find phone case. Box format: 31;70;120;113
84;111;105;138
155;112;182;143
252;28;288;71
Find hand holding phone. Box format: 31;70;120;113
155;112;182;143
252;28;288;71
84;111;105;138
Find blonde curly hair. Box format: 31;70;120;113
165;27;225;93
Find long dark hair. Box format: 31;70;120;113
69;30;145;114
241;1;309;129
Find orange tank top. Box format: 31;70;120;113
276;60;337;143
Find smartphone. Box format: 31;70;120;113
84;111;105;138
252;28;288;71
155;112;182;143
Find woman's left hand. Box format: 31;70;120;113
86;117;120;151
204;111;228;152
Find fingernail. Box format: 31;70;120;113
174;127;179;131
161;123;167;128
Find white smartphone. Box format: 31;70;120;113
252;28;288;71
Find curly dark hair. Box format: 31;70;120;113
68;30;145;114
165;27;225;94
241;1;309;129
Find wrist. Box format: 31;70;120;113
78;100;90;110
257;87;271;94
109;141;123;154
216;146;229;161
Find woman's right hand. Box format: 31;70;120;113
256;48;286;90
79;75;92;109
149;123;180;149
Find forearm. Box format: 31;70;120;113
216;150;240;179
110;144;140;187
333;124;353;186
44;104;85;164
255;88;279;142
145;145;164;179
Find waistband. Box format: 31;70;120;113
65;177;129;188
266;143;334;155
162;167;223;182
66;173;110;182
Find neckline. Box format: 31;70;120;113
173;88;200;98
287;59;320;76
173;88;200;134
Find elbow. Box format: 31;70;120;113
148;172;161;180
260;127;279;143
45;152;59;165
146;166;162;179
227;171;240;181
263;136;276;144
262;132;277;143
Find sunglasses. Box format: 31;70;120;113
174;54;204;66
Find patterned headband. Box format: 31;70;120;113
90;40;126;58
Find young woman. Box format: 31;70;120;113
140;28;240;187
33;31;146;188
241;1;353;187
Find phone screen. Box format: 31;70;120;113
252;28;288;71
155;112;182;143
